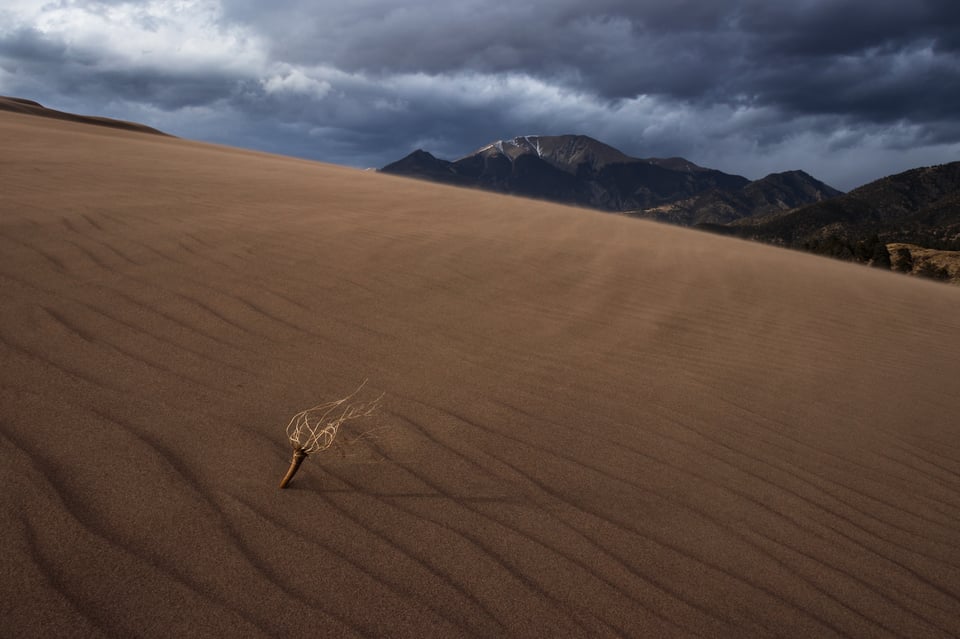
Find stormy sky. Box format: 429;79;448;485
2;1;959;190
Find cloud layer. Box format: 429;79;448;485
2;0;959;189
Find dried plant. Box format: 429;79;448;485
278;381;383;489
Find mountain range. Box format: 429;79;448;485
707;160;960;280
721;161;960;246
381;134;840;222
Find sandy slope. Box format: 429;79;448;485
0;96;170;136
2;109;960;638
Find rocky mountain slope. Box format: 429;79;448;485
633;170;842;226
381;135;837;218
698;161;960;283
714;162;960;247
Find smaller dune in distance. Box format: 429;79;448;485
1;104;960;638
0;95;171;136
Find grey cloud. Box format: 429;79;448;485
0;27;73;65
2;0;959;192
2;60;243;112
0;27;247;110
737;42;960;123
225;4;953;73
740;0;960;57
217;0;960;129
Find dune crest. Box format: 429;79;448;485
0;96;170;136
2;111;960;638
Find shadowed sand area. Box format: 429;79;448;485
2;109;960;638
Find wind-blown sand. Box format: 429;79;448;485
2;109;959;638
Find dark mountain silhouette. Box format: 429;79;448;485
381;134;837;221
697;161;960;282
383;135;751;209
714;162;960;247
633;170;842;226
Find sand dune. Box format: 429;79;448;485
0;96;170;136
2;108;960;638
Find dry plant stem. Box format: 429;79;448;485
278;380;383;489
279;448;308;489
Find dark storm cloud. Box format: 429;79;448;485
740;0;960;57
1;0;958;189
221;0;960;179
221;0;743;96
213;0;960;182
0;46;240;111
0;27;70;64
220;0;960;116
745;46;959;123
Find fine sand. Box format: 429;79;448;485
2;109;960;638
